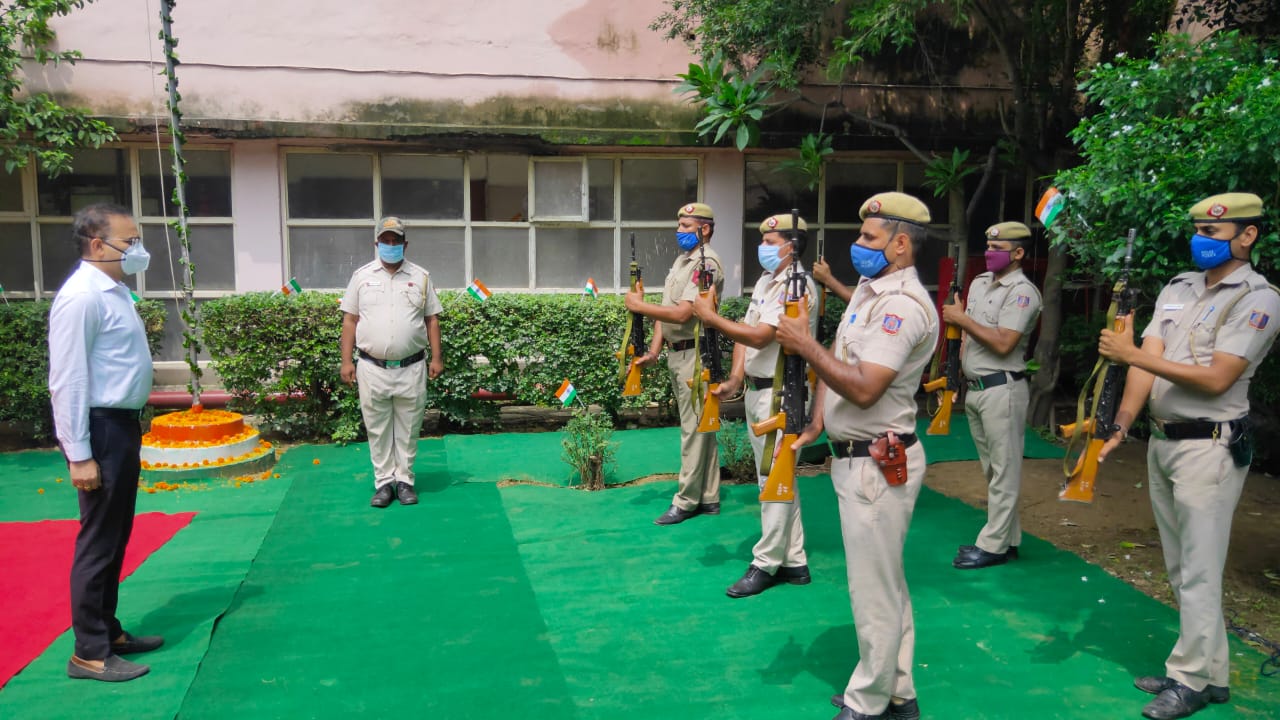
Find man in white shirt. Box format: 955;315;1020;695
49;203;161;682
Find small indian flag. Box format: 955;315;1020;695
1036;187;1065;228
467;278;491;302
583;277;599;298
279;277;303;295
555;378;578;407
129;290;141;303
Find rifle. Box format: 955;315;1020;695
1058;228;1138;503
617;233;646;397
922;254;962;435
751;208;809;502
688;242;724;432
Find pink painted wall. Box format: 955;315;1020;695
31;0;699;123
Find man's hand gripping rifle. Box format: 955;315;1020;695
1058;229;1138;503
751;209;808;502
617;232;646;397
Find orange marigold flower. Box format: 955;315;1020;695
37;488;45;494
312;459;321;465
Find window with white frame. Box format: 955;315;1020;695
282;151;699;292
741;156;950;288
0;145;234;361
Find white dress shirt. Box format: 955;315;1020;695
48;262;154;461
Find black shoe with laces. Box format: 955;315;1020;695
370;484;395;508
396;481;419;506
726;565;781;598
1135;676;1228;704
1142;682;1210;720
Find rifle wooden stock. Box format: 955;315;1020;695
759;433;797;502
751;411;786;477
683;368;721;432
923;376;955;436
622;358;643;397
1060;436;1103;503
618;233;645;395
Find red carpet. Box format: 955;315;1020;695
0;511;196;687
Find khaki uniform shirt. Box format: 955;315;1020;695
960;268;1042;377
660;246;725;343
340;259;443;361
742;269;818;378
1143;265;1280;421
824;267;939;441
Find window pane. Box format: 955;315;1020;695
155;299;211;362
533;161;584;219
903;164;947;224
40;222;136;291
1;167;22;212
621;159;697;221
0;223;34;291
616;228;677;288
588;158;614;221
286;154;372;219
470;155;527;222
382;155;463;220
142;224;235;292
405;227;464;289
140;149;232;217
472;227;528;288
535;228;612;288
743;160;817;223
825;162;898;223
37;148;131;216
289;226;374;288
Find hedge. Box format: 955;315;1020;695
0;299;165;441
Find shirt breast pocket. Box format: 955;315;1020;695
358;282;387;306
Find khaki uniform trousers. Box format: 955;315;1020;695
666;347;720;511
966;379;1028;553
1148;435;1248;691
356;359;428;488
744;386;806;573
834;440;926;715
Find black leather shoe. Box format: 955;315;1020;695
1142;682;1210;719
654;505;697;525
953;545;1012;569
395;482;418;506
959;544;1018;559
1135;676;1228;704
697;502;721;515
777;564;812;585
370;484;395;508
831;705;887;720
831;695;917;719
67;654;149;682
111;632;164;655
726;565;781;598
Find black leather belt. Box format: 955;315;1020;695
966;371;1027;391
745;375;774;391
1153;417;1246;441
89;407;143;421
832;433;918;458
667;339;696;352
358;349;426;369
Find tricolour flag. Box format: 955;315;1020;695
467;278;491;302
1035;187;1065;228
555;379;578;407
584;277;599;298
279;277;303;295
129;290;141;304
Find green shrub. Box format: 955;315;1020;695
561;408;618;490
717;419;758;483
0;299;165;441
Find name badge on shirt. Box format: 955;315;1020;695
1162;303;1183;311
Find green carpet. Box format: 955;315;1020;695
0;448;294;719
2;427;1275;720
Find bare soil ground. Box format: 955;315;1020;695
925;439;1280;659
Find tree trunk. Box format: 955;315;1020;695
582;454;604;491
1028;244;1069;427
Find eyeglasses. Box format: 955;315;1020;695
107;236;143;247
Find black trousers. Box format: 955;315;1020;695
69;410;142;660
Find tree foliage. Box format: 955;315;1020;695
0;0;116;176
1052;32;1280;298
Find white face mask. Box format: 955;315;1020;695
106;239;151;275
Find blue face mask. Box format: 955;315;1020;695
1190;232;1233;270
677;231;701;252
377;242;405;264
758;244;784;273
850;242;890;277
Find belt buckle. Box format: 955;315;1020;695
386;359;402;369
